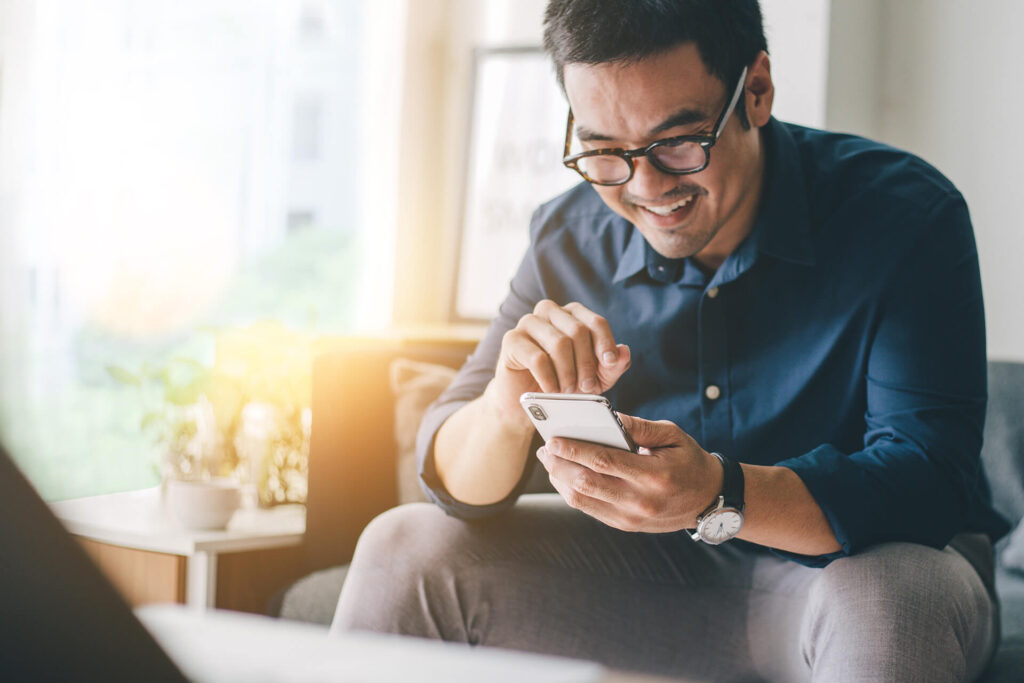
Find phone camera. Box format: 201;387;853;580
528;405;547;421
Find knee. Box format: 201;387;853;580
335;504;503;639
802;543;993;679
807;542;981;626
351;503;452;569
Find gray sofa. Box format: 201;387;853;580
278;337;1024;680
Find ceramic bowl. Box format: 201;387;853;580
164;478;241;530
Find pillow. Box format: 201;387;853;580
1002;518;1024;574
981;361;1024;526
389;358;458;505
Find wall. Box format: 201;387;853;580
389;0;456;327
760;0;830;128
824;0;883;138
390;0;547;327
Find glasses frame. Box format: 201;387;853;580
562;66;748;186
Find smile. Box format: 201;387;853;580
638;194;697;217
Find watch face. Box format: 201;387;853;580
699;509;743;545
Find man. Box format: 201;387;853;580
332;1;1009;680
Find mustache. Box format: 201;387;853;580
622;183;704;205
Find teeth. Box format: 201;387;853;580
643;195;695;216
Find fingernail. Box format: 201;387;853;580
548;439;561;454
602;350;618;365
580;377;596;392
537;446;547;460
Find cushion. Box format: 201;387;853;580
276;565;348;626
389;358;458;505
981;362;1024;528
1002;521;1024;574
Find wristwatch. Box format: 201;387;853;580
690;452;745;545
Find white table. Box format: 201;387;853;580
51;487;305;609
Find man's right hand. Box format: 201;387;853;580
484;299;632;428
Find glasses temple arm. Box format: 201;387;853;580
563;110;575;158
713;66;748;141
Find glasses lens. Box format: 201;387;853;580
650;140;707;173
577;154;631;184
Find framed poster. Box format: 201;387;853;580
451;46;581;322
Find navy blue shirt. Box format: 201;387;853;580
417;118;1010;566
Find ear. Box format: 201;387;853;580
744;50;774;128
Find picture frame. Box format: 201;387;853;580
450;46;580;322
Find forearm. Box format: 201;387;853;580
433;383;536;506
737;464;841;556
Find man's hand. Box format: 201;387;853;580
535;414;722;533
484;299;632;429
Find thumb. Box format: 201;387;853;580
596;344;631;391
616;413;680;448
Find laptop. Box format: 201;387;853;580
0;442;611;683
0;441;187;681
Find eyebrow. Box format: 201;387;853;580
575;106;712;143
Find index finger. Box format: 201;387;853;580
562;302;619;366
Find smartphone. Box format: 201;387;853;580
519;392;637;453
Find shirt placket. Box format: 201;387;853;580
697;282;731;451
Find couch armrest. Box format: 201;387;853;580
304;335;480;572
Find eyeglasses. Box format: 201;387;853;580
562;66;748;186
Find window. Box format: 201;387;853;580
0;0;403;500
292;97;324;162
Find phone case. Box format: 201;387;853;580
519;392;636;452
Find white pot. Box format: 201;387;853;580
164;478;241;530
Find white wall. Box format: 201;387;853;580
824;0;883;138
391;0;550;325
761;0;831;128
825;0;1024;361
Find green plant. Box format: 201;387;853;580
107;356;223;481
208;321;312;505
107;321;312;503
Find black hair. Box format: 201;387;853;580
542;0;767;126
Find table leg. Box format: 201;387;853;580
186;551;218;610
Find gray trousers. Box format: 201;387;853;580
330;494;998;682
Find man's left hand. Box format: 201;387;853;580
536;414;723;533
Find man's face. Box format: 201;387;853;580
563;43;771;264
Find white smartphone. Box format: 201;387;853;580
519;392;637;453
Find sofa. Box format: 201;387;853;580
274;335;1024;680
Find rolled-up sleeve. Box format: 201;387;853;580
415;212;548;519
775;195;1006;566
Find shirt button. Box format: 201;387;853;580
657;265;666;272
705;384;721;400
706;286;720;299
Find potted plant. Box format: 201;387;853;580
107;357;241;529
108;321;312;517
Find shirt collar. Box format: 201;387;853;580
612;226;647;284
612;229;711;286
749;117;816;268
612;117;815;286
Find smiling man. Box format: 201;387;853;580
331;1;1009;680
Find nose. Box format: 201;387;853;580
626;155;679;201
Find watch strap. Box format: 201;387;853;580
710;452;745;511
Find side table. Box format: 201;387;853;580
51;487;306;612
